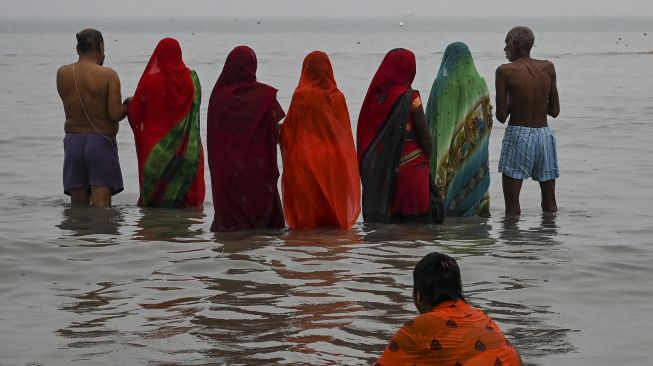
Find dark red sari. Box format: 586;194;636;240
207;46;285;232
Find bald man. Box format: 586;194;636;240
57;28;130;207
495;26;560;216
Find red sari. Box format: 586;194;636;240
357;48;432;223
207;46;285;232
128;38;205;208
280;51;361;229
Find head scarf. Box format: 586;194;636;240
357;48;416;162
130;38;193;138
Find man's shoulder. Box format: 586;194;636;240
496;62;517;76
534;58;555;68
57;63;72;74
94;65;119;83
98;65;118;76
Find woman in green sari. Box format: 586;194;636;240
425;42;492;217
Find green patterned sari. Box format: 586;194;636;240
425;43;493;217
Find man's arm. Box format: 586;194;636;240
106;68;127;122
56;66;65;99
546;62;560;118
495;66;510;123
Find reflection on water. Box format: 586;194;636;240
57;206;125;240
134;208;206;242
47;209;578;364
484;213;577;362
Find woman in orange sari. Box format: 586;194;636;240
375;252;522;366
127;38;205;208
280;51;360;229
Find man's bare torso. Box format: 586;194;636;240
57;61;122;135
496;59;558;128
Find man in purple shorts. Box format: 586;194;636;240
56;28;131;207
495;26;561;216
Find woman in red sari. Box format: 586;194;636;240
280;51;360;229
127;38;205;208
357;48;443;224
207;46;285;232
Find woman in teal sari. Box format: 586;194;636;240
425;42;492;217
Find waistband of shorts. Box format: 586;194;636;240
505;125;552;132
64;133;117;140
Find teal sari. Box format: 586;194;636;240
425;42;492;217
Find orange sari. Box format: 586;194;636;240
280;51;361;229
375;300;522;366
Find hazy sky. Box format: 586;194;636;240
1;0;652;18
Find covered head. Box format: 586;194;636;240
216;45;257;86
76;28;104;55
369;48;416;92
413;252;464;311
438;42;477;78
148;38;187;73
297;51;337;90
357;48;416;162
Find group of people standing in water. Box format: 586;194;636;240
55;25;560;365
58;26;558;232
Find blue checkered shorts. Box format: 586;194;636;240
498;125;559;182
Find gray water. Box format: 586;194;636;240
1;17;652;365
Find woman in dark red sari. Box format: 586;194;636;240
207;46;285;232
357;48;443;224
127;38;205;208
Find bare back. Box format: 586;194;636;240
57;61;125;135
495;59;559;128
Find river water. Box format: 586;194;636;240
0;17;652;365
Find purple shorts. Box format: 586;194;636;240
63;133;124;196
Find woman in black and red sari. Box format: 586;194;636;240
207;46;286;232
357;48;444;224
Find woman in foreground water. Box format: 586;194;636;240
375;252;522;365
